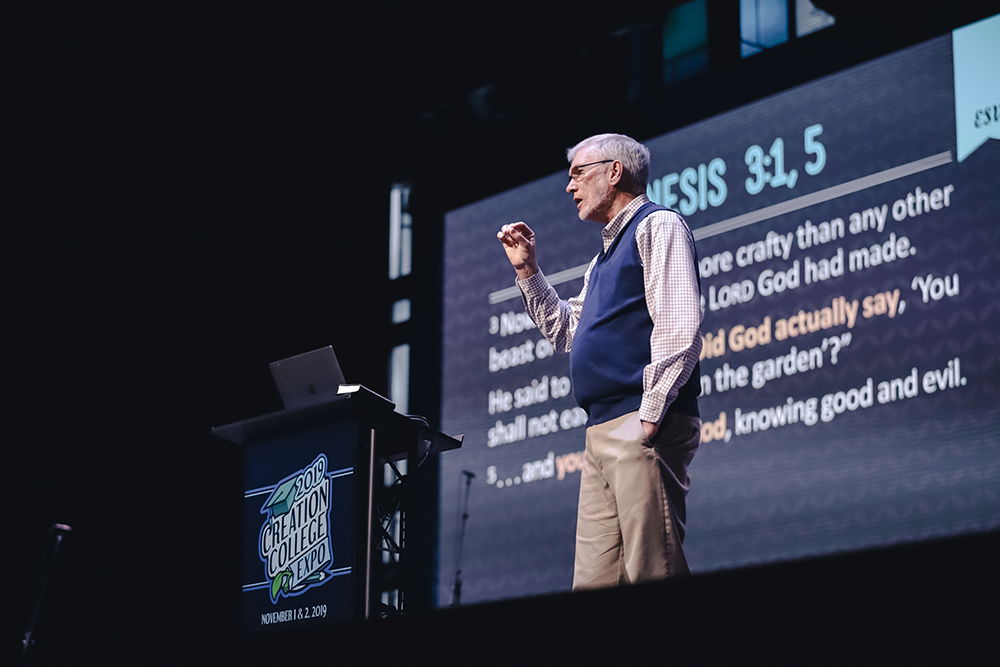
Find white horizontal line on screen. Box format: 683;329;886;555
485;151;952;305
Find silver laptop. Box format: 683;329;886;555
269;346;347;409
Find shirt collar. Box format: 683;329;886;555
600;194;650;252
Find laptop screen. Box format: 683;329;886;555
269;346;347;409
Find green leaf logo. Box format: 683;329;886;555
270;569;293;601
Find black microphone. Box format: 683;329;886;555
21;523;74;659
461;470;476;479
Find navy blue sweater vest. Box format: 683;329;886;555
569;201;700;426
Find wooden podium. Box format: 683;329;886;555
212;386;461;632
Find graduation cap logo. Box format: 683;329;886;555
258;454;335;603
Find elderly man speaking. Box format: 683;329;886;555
497;133;703;589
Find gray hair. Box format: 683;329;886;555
566;133;650;194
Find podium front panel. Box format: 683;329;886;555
239;417;364;632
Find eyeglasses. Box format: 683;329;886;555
568;159;614;182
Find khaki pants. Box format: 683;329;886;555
572;410;700;590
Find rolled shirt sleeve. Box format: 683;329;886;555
515;259;596;353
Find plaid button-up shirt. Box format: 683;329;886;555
517;195;703;424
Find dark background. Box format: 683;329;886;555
5;2;998;663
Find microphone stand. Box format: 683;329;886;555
450;471;475;607
21;523;72;663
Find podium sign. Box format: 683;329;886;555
214;385;461;632
240;418;361;631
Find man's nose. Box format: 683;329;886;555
566;180;576;194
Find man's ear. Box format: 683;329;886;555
608;160;624;187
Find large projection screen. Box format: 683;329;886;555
438;15;1000;606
